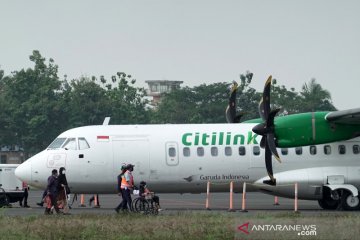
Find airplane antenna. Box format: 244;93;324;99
103;117;111;125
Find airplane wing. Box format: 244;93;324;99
325;108;360;125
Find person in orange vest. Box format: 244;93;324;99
120;164;135;211
115;164;127;213
19;182;30;208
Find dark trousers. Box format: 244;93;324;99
41;189;47;202
116;190;126;210
20;188;28;206
49;193;59;212
121;188;132;211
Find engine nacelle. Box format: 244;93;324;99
274;112;360;148
253;167;360;200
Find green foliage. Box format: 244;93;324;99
0;52;337;154
0;50;63;154
152;83;229;124
300;78;336;112
0;52;149;154
271;78;336;115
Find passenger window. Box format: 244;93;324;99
183;147;190;157
169;147;176;157
324;145;331;155
253;146;260;156
79;138;90;150
62;138;77;150
353;145;360;154
281;148;288;155
338;145;346;155
197;147;204;157
225;147;232;156
295;147;302;155
211;147;218;157
310;146;317;155
239;146;246;156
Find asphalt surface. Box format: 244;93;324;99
0;190;339;216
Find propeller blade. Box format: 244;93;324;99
225;81;239;123
262;75;272;119
264;143;276;185
267;133;281;163
258;98;266;121
252;122;266;136
260;136;266;149
266;108;281;128
233;114;243;123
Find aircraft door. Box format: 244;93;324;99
165;142;179;166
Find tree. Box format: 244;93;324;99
62;76;110;127
105;72;150;124
153;72;260;123
271;80;302;115
151;86;200;123
0;50;63;154
236;72;261;120
300;78;336;112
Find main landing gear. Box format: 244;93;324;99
318;187;360;211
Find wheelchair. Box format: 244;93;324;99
132;192;159;215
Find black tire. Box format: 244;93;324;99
0;193;9;208
131;197;140;212
318;198;339;210
341;191;360;211
134;198;150;213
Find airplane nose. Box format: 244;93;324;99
15;160;32;182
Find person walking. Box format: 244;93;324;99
45;169;60;215
36;189;47;207
120;164;135;211
57;167;70;214
115;165;127;213
19;182;30;208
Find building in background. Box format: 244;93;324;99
0;146;24;164
145;80;183;106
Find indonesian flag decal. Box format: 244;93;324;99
97;135;110;142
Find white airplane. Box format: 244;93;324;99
15;76;360;211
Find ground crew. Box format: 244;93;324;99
115;164;128;213
120;164;135;211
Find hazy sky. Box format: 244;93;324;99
1;0;359;110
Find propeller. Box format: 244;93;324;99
225;81;244;123
252;76;281;185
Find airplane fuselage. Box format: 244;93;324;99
15;123;360;201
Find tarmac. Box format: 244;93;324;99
1;190;343;216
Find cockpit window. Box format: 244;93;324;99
62;138;77;150
47;138;67;149
79;138;90;150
